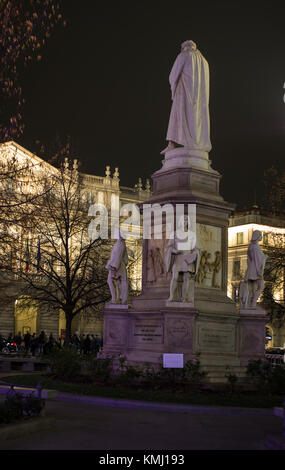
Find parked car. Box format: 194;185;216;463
265;347;285;365
0;337;17;354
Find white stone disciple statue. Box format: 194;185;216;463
106;229;129;304
239;230;267;309
165;215;200;303
161;40;211;154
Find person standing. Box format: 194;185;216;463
24;331;31;354
38;330;46;355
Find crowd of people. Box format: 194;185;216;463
4;330;103;357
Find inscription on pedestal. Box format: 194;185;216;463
198;325;236;352
167;319;192;348
134;322;163;344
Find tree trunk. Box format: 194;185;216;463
65;313;73;345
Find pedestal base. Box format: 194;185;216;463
101;303;267;382
161;147;210;171
238;307;267;366
104;303;129;310
165;300;194;309
102;307;198;364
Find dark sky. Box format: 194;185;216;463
18;0;285;209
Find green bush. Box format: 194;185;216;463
246;359;285;394
49;346;82;379
182;360;208;386
23;394;45;417
0;393;23;423
0;392;45;424
141;359;207;390
225;372;238;395
116;356;143;385
87;356;114;383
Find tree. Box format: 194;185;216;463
0;0;64;141
263;166;285;215
1;151;112;343
261;166;285;327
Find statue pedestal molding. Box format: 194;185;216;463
105;303;129;310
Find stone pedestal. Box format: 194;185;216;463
101;149;267;382
238;308;267;366
102;305;197;364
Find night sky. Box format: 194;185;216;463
18;0;285;209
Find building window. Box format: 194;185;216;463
263;232;269;245
233;260;241;279
236;232;243;245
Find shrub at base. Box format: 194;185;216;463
49;347;82;379
87;356;114;383
0;393;45;424
246;359;285;394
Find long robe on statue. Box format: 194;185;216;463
106;238;128;280
244;231;266;281
166;40;212;152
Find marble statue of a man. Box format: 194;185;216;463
165;215;200;303
240;230;267;308
106;230;129;304
161;40;212;154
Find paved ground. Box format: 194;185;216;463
0;393;282;450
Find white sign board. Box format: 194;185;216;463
163;353;184;369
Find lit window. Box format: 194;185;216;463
236;232;243;245
263;232;269;245
233;260;240;279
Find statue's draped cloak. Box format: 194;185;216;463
165;232;200;275
244;243;266;281
166;49;211;152
106;240;128;279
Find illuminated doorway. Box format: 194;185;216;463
14;296;39;336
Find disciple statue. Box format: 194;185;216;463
153;247;165;277
147;246;165;283
147;248;156;283
161;40;212;154
239;230;267;308
106;230;129;304
165;215;200;303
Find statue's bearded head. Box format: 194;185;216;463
181;40;197;51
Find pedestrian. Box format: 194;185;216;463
83;334;91;355
47;333;55;354
30;333;38;356
72;333;80;353
79;334;85;354
91;335;100;356
38;330;46;355
14;331;22;352
24;331;31;354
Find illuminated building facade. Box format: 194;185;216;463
228;206;285;348
0;141;149;340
